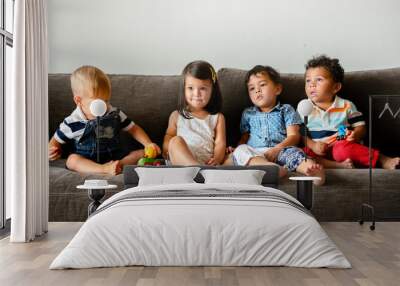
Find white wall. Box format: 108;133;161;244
48;0;400;75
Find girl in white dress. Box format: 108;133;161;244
163;61;226;165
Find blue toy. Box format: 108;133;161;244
336;124;347;140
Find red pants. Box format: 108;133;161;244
304;140;379;167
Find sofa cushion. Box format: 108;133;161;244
49;160;124;221
281;169;400;221
343;68;400;157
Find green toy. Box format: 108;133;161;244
137;157;163;166
137;145;163;166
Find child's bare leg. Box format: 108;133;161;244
296;159;325;186
66;153;121;175
379;154;400;169
168;136;200;165
248;156;288;178
119;149;145;166
316;157;354;169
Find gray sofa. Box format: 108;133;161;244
49;68;400;222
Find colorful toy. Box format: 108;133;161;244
336;124;347;141
138;145;163;166
144;145;158;159
137;157;163;166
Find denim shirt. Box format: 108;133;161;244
240;103;302;148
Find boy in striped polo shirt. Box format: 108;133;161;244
48;66;160;175
301;55;399;169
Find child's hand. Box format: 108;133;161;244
264;147;281;162
345;130;355;142
226;146;235;154
312;141;329;156
49;146;61;161
206;157;218;166
146;143;161;156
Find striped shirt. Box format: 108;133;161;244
299;96;365;144
54;105;134;144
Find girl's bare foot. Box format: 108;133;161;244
381;156;400;169
338;158;354;169
103;160;121;175
222;153;234;166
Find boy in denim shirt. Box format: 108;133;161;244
225;65;325;185
48;66;160;175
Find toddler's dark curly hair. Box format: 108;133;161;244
305;55;344;84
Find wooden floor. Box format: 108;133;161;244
0;222;399;286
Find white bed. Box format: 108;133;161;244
50;183;351;269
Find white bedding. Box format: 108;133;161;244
50;183;351;269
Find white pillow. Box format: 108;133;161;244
135;167;201;186
200;169;266;185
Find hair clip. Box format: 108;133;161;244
209;67;217;83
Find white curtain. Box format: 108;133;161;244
8;0;49;242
